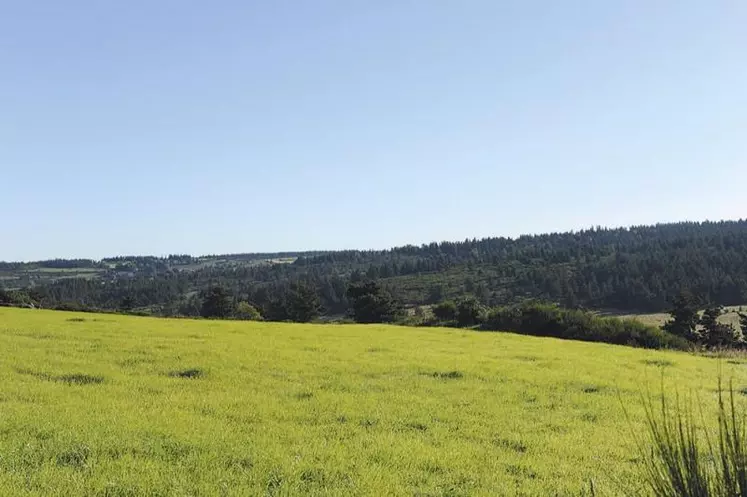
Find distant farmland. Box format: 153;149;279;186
0;254;300;290
620;304;746;330
1;308;745;495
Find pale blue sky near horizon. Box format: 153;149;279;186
1;1;745;261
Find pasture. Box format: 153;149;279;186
0;308;744;496
620;304;745;330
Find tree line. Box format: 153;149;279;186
188;280;402;325
661;290;747;348
10;274;747;350
3;220;747;318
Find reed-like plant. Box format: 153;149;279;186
638;378;747;496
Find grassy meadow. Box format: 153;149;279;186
620;304;745;330
1;308;746;496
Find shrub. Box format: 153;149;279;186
456;297;486;327
432;301;458;322
234;301;262;321
0;289;39;308
52;302;95;313
482;302;688;350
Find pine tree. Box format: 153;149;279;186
200;286;233;318
701;304;737;348
662;291;700;342
285;282;321;323
347;281;401;323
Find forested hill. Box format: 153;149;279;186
3;220;747;316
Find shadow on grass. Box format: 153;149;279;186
16;368;104;385
431;371;464;380
168;368;204;379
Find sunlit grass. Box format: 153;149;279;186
620;305;745;330
1;307;745;495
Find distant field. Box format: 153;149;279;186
0;256;298;289
0;309;745;496
621;304;745;329
26;268;103;273
267;257;297;264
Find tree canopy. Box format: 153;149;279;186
4;220;747;318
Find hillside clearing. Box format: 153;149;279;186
0;308;744;496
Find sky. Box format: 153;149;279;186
1;1;745;261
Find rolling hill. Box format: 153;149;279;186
1;307;743;495
3;220;747;317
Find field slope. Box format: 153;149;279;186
0;308;744;496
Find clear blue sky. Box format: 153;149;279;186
2;1;745;261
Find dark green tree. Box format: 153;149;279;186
0;289;12;305
456;296;486;327
427;283;446;304
700;304;737;348
662;291;701;342
285;282;321;322
700;304;722;333
264;297;290;322
120;295;135;312
200;286;233;318
346;281;401;323
178;295;202;317
432;300;458;322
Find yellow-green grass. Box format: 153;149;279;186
621;304;745;329
0;308;745;496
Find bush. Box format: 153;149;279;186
482;302;688;350
234;301;262;321
0;289;39;308
456;297;486;327
432;301;458;322
52;302;95;313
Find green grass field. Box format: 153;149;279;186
1;308;745;496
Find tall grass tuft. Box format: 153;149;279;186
639;378;747;496
713;379;747;496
